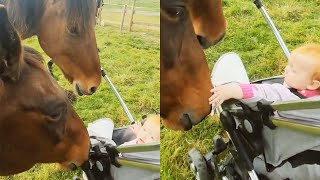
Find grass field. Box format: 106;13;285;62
104;0;159;10
97;0;159;31
100;11;159;30
160;0;320;179
1;21;159;179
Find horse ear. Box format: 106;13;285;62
0;5;23;82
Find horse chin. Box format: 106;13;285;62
162;118;184;131
198;32;226;49
59;162;79;171
162;116;194;131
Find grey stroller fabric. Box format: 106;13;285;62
254;155;320;180
277;96;320;124
85;118;160;180
251;98;320;180
111;127;160;180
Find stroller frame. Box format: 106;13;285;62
188;0;320;180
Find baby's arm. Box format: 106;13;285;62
209;83;297;108
241;83;298;102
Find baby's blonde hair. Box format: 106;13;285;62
292;43;320;83
143;114;160;127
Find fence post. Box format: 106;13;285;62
120;4;127;32
128;0;136;32
98;4;102;25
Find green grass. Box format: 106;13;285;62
160;0;320;179
1;24;159;180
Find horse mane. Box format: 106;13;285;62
23;46;45;66
65;0;95;32
6;0;45;38
6;0;95;37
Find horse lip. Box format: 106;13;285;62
75;84;83;96
181;113;193;130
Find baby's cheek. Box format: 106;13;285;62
137;132;147;140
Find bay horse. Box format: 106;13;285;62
160;0;226;130
0;5;90;175
4;0;101;96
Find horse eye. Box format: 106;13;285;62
67;26;79;36
45;103;67;122
48;111;63;121
166;7;186;19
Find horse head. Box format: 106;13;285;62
0;5;90;175
160;0;226;130
6;0;101;96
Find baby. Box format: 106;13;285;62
124;114;160;145
209;43;320;106
87;114;160;147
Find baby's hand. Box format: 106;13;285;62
209;83;243;108
130;121;142;135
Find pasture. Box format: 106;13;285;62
1;23;159;179
99;0;159;30
160;0;320;179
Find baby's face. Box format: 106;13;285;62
284;53;315;90
136;119;160;144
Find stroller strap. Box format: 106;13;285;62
289;88;306;99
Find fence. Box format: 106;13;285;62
96;0;159;32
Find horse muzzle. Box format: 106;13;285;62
73;82;97;96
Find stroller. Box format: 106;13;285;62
187;0;320;180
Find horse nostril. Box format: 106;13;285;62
89;86;97;94
196;35;206;47
181;113;193;130
69;163;78;171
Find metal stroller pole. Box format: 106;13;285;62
101;69;135;124
253;0;290;60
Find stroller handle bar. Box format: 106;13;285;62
254;0;291;60
101;69;135;124
116;157;160;171
116;143;160;153
272;98;320;111
272;117;320;136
